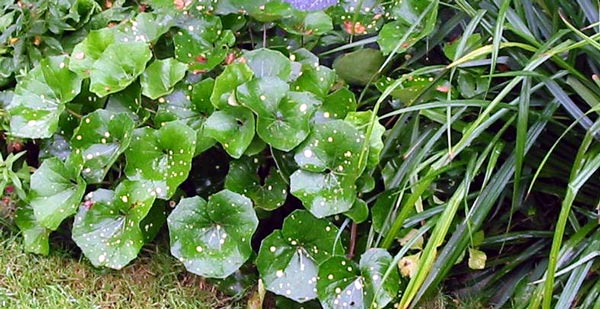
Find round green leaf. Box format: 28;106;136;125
122;12;174;43
216;0;293;22
293;120;365;174
210;62;254;109
237;77;320;151
375;75;439;104
256;210;344;303
290;120;365;217
29;157;86;230
243;48;292;80
89;41;152;97
125;121;196;199
333;48;384;86
70;110;135;184
237;77;290;114
204;107;255;159
69;28;116;78
105;82;147;123
291;64;336;99
314;87;358;123
290;170;358;218
72;180;157;269
167;190;258;278
254;91;320;151
317;249;400;308
140;58;187;100
173;16;235;73
279;10;333;35
225;156;287;210
8;55;83;138
344;198;369;223
155;79;216;155
15;202;51;255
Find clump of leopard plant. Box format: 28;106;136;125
3;0;411;306
6;0;600;308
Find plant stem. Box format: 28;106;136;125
348;222;358;259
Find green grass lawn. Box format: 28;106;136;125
0;230;234;308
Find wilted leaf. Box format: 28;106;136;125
468;248;487;270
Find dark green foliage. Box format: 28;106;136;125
1;1;600;308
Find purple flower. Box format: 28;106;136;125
283;0;338;11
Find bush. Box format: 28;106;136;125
1;0;599;308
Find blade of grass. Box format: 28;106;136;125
542;142;600;308
413;99;560;305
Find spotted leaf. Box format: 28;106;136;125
103;83;144;123
317;249;400;308
173;15;235;73
8;55;83;138
279;10;333;36
88;41;152;97
70;110;135;184
72;180;157;269
204;106;255;159
330;0;386;35
291;120;365;217
256;210;344;303
216;0;293;22
225;156;287;210
125;121;196;199
121;12;174;43
15;202;51;255
237;77;320;151
243;48;292;81
290;170;357;218
69;28;116;78
210;62;254;109
28;157;85;231
377;0;438;55
291;64;336;99
314;87;357;123
167;190;258;278
140;58;187;100
155;79;216;155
